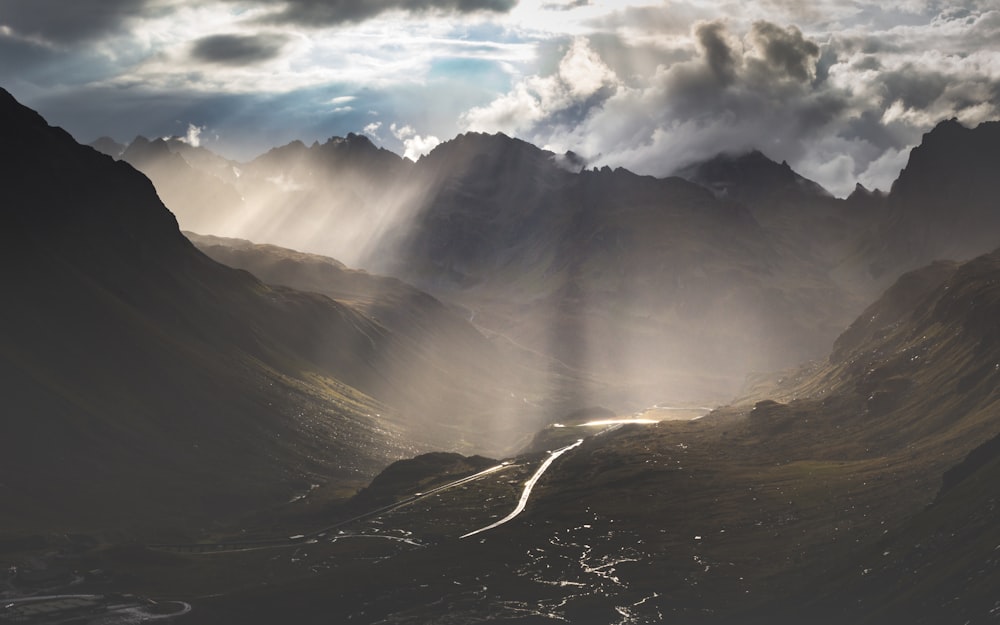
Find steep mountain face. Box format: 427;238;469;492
853;119;1000;282
0;89;470;535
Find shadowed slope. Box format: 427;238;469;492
0;88;432;534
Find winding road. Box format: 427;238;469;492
461;439;584;539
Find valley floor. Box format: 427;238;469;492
3;400;996;625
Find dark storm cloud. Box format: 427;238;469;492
542;0;590;11
0;0;151;44
695;20;737;85
190;33;290;65
0;36;56;77
851;55;881;71
747;21;820;82
248;0;518;26
879;66;948;109
663;21;837;125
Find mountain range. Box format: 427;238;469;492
2;85;1000;624
94;116;1000;414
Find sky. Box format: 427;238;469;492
2;0;999;196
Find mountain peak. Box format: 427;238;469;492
315;132;407;169
846;181;885;202
891;117;1000;199
675;149;829;203
417;130;561;179
326;132;376;149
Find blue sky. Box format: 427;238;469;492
2;0;999;195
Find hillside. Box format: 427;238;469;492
186;232;558;451
0;88;478;536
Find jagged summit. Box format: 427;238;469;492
861;117;1000;275
890;117;1000;198
844;181;886;210
411;129;571;187
252;131;408;173
674;148;830;205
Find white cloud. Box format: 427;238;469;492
181;122;205;146
461;37;619;135
363;121;383;139
391;122;441;159
857;145;910;192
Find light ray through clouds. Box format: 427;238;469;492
1;0;998;194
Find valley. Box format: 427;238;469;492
2;85;1000;625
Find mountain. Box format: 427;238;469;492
674;149;830;205
851;119;1000;283
0;88;497;536
677;150;884;282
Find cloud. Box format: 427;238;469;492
190;33;289;65
459;8;1000;196
542;0;590;11
363;121;382;139
0;0;152;44
745;21;820;82
695;20;737;85
248;0;519;27
5;0;999;199
180;122;205;146
391;122;441;160
461;37;619;135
